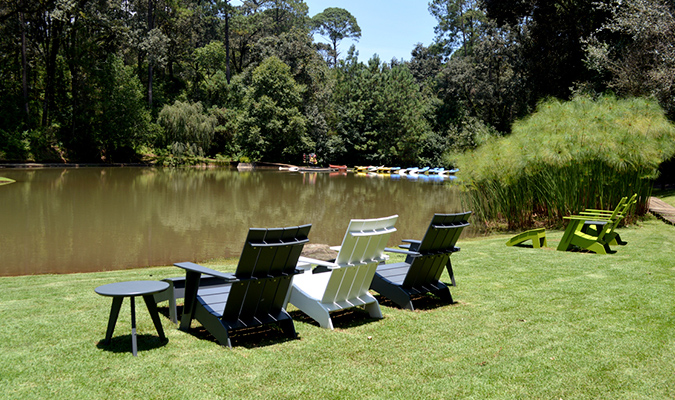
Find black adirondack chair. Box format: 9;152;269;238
370;212;471;310
174;224;310;347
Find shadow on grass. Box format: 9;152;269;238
289;307;383;330
187;325;298;349
374;293;457;311
156;305;173;322
96;334;168;354
510;243;536;248
160;304;299;349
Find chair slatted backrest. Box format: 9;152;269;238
620;194;637;218
402;212;471;288
334;216;398;266
321;215;398;304
416;212;471;253
602;194;637;239
608;197;628;220
581;197;626;241
403;253;450;289
222;225;311;324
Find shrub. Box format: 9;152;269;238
456;95;675;230
156;100;217;156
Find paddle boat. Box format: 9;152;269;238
439;168;459;176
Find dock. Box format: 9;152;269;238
649;196;675;225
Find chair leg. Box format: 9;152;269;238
179;271;201;331
585;241;608;255
314;308;334;329
371;276;415;310
436;286;454;304
165;282;178;325
446;261;456;287
364;301;383;319
288;288;335;329
278;318;297;339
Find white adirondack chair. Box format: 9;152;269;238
288;215;398;329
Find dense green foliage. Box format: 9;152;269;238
239;56;310;163
456;96;675;229
0;0;674;168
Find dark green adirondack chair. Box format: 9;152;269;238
173;224;310;347
370;212;471;310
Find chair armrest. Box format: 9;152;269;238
297;256;338;269
384;247;420;257
579;211;615;218
400;239;421;251
174;262;237;282
582;208;614;213
582;220;608;226
563;215;611;222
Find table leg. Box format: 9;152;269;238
143;294;167;341
130;296;138;356
104;296;124;345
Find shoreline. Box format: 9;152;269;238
0;162;153;169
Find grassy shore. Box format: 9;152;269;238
654;188;675;208
1;218;674;399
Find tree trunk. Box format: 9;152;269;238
20;12;29;120
225;5;231;84
42;23;62;128
147;0;155;109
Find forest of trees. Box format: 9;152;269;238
0;0;674;166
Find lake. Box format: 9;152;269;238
0;167;471;276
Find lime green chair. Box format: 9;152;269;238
557;197;628;255
579;194;636;246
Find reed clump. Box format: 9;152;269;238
455;95;675;230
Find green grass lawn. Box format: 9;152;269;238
1;218;674;399
654;187;675;207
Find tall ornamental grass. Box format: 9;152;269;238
455;95;675;230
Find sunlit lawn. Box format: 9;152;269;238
1;218;674;399
654;187;675;207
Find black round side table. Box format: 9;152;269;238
95;280;170;356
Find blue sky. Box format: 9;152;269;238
231;1;439;62
305;0;438;62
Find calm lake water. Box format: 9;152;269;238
0;167;471;276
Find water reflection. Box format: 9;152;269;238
0;167;469;276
